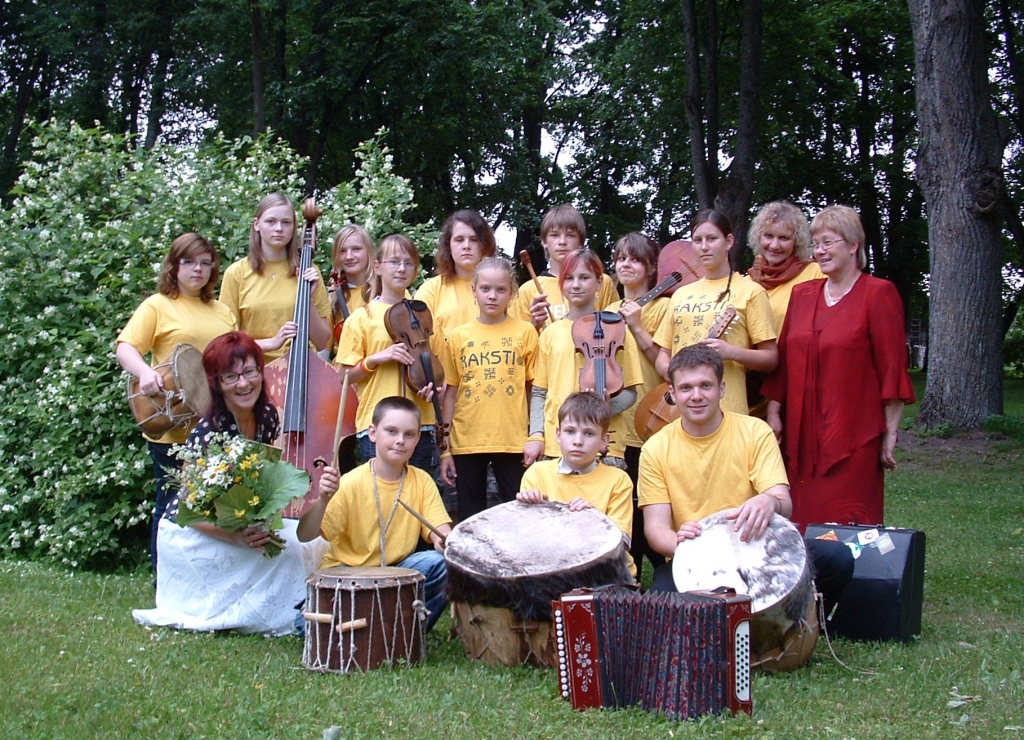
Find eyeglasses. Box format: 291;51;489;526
810;237;846;251
219;366;261;385
180;258;215;269
380;259;416;269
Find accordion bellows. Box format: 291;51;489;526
552;588;753;718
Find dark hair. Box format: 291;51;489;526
668;344;725;384
557;392;612;433
692;209;735;303
435;210;496;281
201;331;277;429
371;395;423;426
158;233;220;303
557;249;605;295
611;232;660;291
248;193;299;276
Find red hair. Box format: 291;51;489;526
200;332;276;427
557;249;605;295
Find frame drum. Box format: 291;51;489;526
126;343;210;437
672;511;818;672
302;566;426;674
445;500;633;667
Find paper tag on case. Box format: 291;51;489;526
875;532;895;555
857;528;880;546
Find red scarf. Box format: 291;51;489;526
748;254;810;290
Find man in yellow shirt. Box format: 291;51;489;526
518;393;635;578
639;345;852;602
298;397;453;631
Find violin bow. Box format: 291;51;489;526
520;250;556;325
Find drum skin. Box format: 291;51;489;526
444;501;633;666
672;511;818;672
302;566;425;674
127;344;210;437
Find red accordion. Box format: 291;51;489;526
552;588;752;718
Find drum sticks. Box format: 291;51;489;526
398;499;447;546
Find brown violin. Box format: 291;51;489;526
327;269;351;349
633;306;737;440
384;298;449;451
573;310;627;401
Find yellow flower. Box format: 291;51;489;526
234;508;247;518
248;496;260;507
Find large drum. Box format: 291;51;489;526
445;500;634;668
302;566;426;674
672;511;818;672
126;343;210;437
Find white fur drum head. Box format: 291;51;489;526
446;500;623;579
672;511;807;613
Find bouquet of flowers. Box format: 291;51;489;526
169;433;310;558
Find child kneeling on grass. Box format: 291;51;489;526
298;396;453;632
517;392;636;579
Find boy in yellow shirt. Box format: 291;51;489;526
298;396;453;631
517;393;635;577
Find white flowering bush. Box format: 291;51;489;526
0;121;435;567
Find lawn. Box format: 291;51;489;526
1;383;1022;739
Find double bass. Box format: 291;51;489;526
264;199;357;517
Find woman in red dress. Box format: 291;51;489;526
764;206;915;526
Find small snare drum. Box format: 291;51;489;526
672;511;818;672
302;566;426;674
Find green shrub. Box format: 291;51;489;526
0;121;435;567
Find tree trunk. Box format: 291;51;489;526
249;0;267;135
680;0;714;209
1;52;45;196
144;49;170;150
908;0;1004;428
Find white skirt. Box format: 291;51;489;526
133;518;328;636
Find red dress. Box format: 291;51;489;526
762;275;915;526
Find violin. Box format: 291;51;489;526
657;240;703;296
573;310;627;401
264;199;356;517
633;306;737;440
383;299;449;451
327;269;351;349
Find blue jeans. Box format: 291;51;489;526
148;441;183;575
396;550;448;632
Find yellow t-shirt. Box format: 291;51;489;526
534;318;644;459
510;274;620;326
319;463;451;568
637;412;788;532
414;275;477;341
762;261;825;333
219;258;331;361
653;273;776;415
440;317;538;454
336;301;437;432
605;296;671;448
116;293;237;444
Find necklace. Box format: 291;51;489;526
370;460;406;567
824;275;858;307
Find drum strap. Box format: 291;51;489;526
370;461;406;567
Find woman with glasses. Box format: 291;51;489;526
116;232;237;573
134;331;308;635
764;206;915;526
219;193;332;361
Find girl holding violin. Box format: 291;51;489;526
524;249;643;469
219;193;333;361
326;224;374;356
116;232;237;573
414;210;497;340
653;210;777;415
438;257;539;520
336;234;441;475
605;233;670;571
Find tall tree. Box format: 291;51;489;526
909;0;1004;427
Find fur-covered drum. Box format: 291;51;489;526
302;566;426;674
127;343;210;437
672;511;818;672
445;500;633;667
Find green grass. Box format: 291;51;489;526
1;381;1023;738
